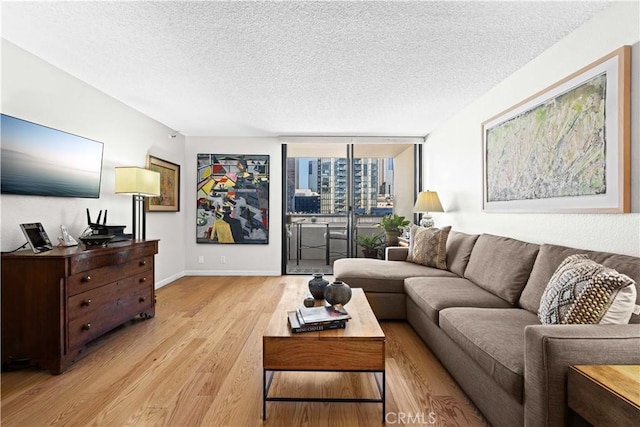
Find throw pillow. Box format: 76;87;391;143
538;254;637;325
406;225;451;270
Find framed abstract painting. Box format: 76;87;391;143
482;46;630;213
196;153;269;244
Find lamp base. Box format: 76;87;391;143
419;214;434;228
132;194;147;240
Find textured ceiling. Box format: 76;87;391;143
1;1;610;137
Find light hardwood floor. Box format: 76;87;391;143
1;276;488;426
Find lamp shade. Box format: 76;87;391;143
413;191;444;213
115;167;160;196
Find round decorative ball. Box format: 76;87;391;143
308;273;329;300
303;296;315;307
324;281;352;306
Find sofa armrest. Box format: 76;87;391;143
385;246;408;261
524;324;640;427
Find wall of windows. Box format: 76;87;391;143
283;142;417;274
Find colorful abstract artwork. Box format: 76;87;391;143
196;154;269;244
482;47;630;213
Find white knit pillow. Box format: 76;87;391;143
538;254;637;325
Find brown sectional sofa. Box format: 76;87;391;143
334;231;640;427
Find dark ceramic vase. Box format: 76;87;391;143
324;281;352;306
308;273;329;300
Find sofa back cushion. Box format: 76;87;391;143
446;231;480;277
520;243;640;323
464;234;540;304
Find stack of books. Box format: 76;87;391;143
287;304;351;333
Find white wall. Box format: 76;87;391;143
393;145;415;219
424;2;640;256
1;40;187;286
184;137;282;275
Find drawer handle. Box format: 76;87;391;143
81;299;92;307
82;323;92;331
82;275;91;283
139;296;146;303
139;277;147;283
139;260;147;266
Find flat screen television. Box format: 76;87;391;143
1;114;104;198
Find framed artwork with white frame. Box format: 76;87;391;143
482;46;630;213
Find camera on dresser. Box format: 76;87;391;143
1;239;158;374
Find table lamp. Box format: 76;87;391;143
115;167;160;240
413;191;444;228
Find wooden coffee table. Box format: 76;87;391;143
568;365;640;425
262;284;386;421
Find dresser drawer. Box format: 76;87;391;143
68;242;157;275
68;285;153;350
68;256;153;295
68;273;152;321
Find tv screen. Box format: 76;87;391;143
1;114;104;198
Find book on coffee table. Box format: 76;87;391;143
296;304;351;326
287;311;346;333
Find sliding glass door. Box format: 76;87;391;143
283;141;417;275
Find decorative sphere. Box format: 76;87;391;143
308;273;329;299
324;281;352;306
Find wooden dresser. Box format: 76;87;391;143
1;239;158;374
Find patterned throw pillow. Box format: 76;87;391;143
407;225;451;270
538;254;637;325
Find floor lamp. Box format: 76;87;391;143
115;167;161;240
413;191;444;228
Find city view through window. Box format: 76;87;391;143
284;143;415;274
286;157;394;215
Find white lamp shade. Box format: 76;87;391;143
115;167;160;196
413;191;444;213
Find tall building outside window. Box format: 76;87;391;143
287;157;394;215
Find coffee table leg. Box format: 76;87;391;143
382;370;386;423
374;370;386;423
263;369;275;420
263;369;266;420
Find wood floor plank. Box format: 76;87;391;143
1;275;487;426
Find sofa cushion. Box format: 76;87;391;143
538;254;637;325
404;277;513;324
464;234;540;304
439;307;541;402
407;225;451;269
333;258;457;294
520;243;640;324
446;231;480;277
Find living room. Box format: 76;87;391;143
1;1;639;426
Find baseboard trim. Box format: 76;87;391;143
155;271;186;289
183;270;281;276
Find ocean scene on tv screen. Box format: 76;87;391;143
1;115;104;198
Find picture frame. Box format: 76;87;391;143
482;46;630;213
146;155;180;212
196;153;269;244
